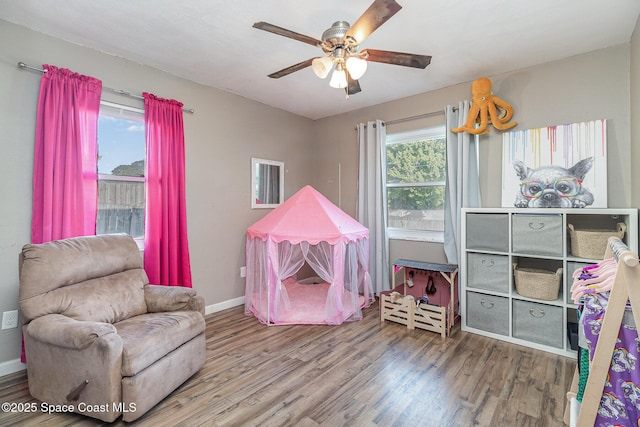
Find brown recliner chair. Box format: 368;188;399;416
18;234;206;422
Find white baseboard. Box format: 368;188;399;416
0;297;245;379
0;358;26;377
205;296;245;315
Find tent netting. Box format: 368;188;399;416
245;185;374;325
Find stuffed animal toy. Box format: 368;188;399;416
452;77;518;134
388;291;415;303
389;291;401;302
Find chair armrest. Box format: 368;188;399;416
23;314;123;419
144;284;205;317
25;314;118;350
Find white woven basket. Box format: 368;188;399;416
513;265;562;301
568;222;626;259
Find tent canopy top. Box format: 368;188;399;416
246;185;368;245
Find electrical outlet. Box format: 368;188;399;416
1;310;19;330
240;266;246;278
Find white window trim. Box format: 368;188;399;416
386;125;446;243
386;125;445;144
388;228;444;243
387;181;446;188
100;100;144;114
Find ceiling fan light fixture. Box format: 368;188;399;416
254;0;430;95
312;56;334;79
346;56;367;80
329;64;347;89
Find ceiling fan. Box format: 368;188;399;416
253;0;431;96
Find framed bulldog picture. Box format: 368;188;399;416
501;119;607;208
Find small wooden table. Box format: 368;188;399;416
382;259;459;337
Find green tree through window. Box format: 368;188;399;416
386;126;446;235
111;159;144;177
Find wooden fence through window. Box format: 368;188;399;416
97;180;145;237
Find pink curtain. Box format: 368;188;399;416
143;93;192;287
27;65;101;364
31;65;102;244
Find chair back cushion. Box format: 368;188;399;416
19;234;149;323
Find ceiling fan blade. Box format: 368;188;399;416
345;0;402;45
345;70;362;96
361;49;431;69
267;58;315;79
253;22;323;47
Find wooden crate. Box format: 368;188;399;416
414;303;446;337
380;293;412;327
380;294;447;337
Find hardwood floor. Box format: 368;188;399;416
0;300;575;426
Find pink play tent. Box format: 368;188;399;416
245;185;374;325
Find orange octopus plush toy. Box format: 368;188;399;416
452;77;517;134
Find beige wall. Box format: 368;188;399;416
312;44;634;266
0;20;315;367
632;17;640;208
0;16;638;370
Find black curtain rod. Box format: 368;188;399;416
18;62;195;114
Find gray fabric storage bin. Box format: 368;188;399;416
466;291;509;336
566;261;592;279
512;299;563;348
467;253;510;293
466;213;509;252
512;214;563;256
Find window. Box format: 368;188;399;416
386;125;446;241
96;101;146;244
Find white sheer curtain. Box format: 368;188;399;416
300;241;342;323
245;237;268;318
275;241;305;312
356;120;390;295
246;236;374;325
354;239;374;306
342;241;360;313
300;241;333;283
443;101;482;265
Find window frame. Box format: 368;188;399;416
385;125;446;243
97;101;146;248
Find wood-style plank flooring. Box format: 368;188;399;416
0;300;575;426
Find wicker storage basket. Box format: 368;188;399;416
513;265;562;301
568;222;626;259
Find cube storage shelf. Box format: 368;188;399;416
461;208;638;357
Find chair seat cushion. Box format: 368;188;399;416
115;311;205;377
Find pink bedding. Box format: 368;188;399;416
249;279;364;325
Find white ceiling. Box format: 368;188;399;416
2;0;639;120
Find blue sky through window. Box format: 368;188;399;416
98;105;145;175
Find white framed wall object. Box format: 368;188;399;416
251;158;284;209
